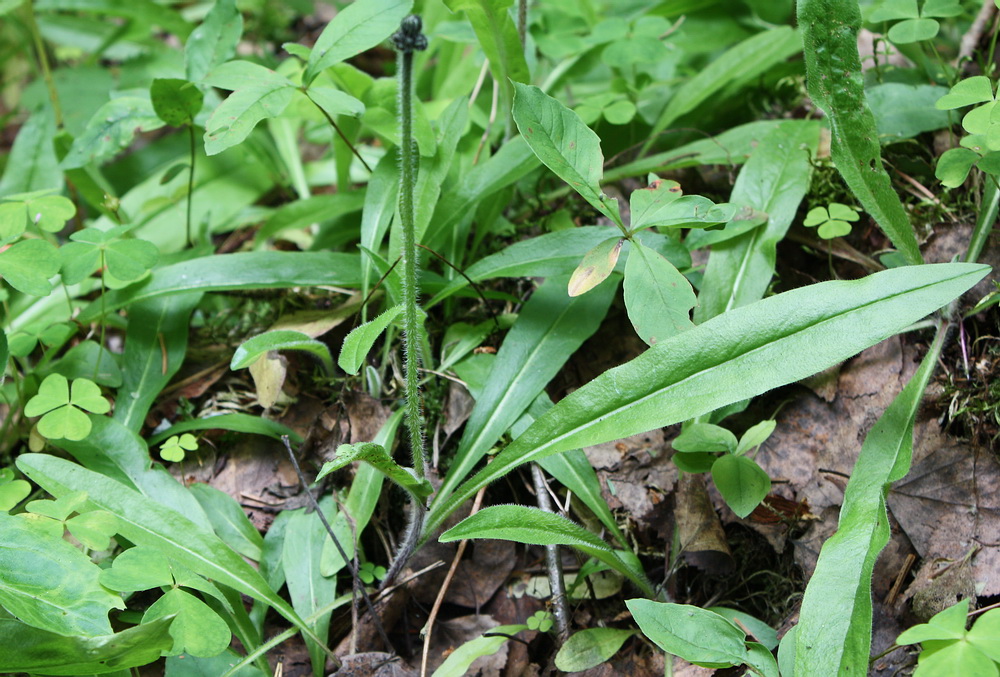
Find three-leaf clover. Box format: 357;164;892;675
24;374;110;441
527;610;554;632
0;467;30;512
934;77;1000;187
897;598;1000;676
358;561;387;585
60;226;159;287
869;0;963;44
0;238;61;296
803;203;861;239
160;433;199;462
0;190;76;244
26;490;118;551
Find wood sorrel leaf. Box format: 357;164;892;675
936;76;994;109
512;82;622;228
626;600;748;668
425;263;989;538
567;236;624;297
711;454;771;518
144;587;231;658
623;240;696;345
0;238;59;296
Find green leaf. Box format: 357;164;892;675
567;236;624;297
0;238;60;295
818;220;853;239
0;201;26;242
303;0;413;85
672;423;737;454
202;61;293;91
317;442;432;501
914;639;997;677
49;341;123;388
887;17;939;43
34;0;192;38
694;121;820;322
305;86;365;119
100;546;174;592
922;0;963;17
936;147;979;187
435;276;616;510
708;607;779;651
644;26;801;153
936;76;994;110
555;628;635;672
78;252;362;323
15;454;327;651
25;194;76;232
338;305;404;375
512;82;622;227
65;510;118;551
623;240;696;346
800;0;923;264
441;505;654;595
26;490;87;520
189;483;263;561
867;83;952;141
968;609;1000;662
869;0;919;21
144;588;231;658
231;329;334;372
147;413;301;447
735;419;777;455
0;478;29;512
795;328;944;675
627;179;683;231
626;600;748;668
61;96;165;169
37;404;94;441
25;373;71;417
151;78;204;127
204;84;296;156
0;512;124;636
711;454;771;518
70;377;111;414
160;434;198;463
431;624;529;677
0;107;62;196
425;263;989;538
185;0;243;82
0;615;174;675
672;451;717;473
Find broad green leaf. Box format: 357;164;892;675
936;76;994;110
867;83;952;141
0;616;174;675
144;588;231;658
425;263;989;538
115;294;202;433
303;0;413;85
204;84;296;156
282;499;337;673
434;276;616;509
65;510;118;550
0;238;60;295
568;236;623;297
166;649;267;677
15;454;328;651
100;546;174;592
673;451;717;474
305;86;365;119
151;78;204;126
202;61;293;91
317;442;432;501
189;483;264;562
359;152;400;297
185;0;243;82
441;505;654;596
869;0;918;21
258;193;365;241
627;179;682;231
968;609;1000;662
0;107;61;196
708;607;779;651
623;240;695;345
736;419;777;455
49;341;122;387
913;640;997;677
626;600;748;668
338;305;404;375
800;0;923;264
795;326;943;675
61;96;165;169
34;0;191;38
0;477;29;512
695;121;819;322
512;82;622;227
231;329;333;372
672;423;737;454
147;413;301;447
936;147;979;187
897;599;969;644
26;490;86;520
711;454;770;518
887;17;939;43
644;26;801;153
432;624;529;677
555;628;635;671
0;511;123;636
78;252;362;323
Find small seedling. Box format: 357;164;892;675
358;561;387;585
24;374;110;441
803;202;861;239
160;434;199;463
527;610;554;632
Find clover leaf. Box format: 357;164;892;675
804;203;860;239
60;226;159;285
0;467;30;512
0;191;76;245
26;489;118;550
160;433;199;462
870;0;962;44
527;610;554;632
358;561;387;585
0;238;60;295
897;599;1000;676
24;373;110;441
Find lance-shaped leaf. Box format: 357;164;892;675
302;0;413;85
339;305;404;375
623;240;695;345
61;96;165;169
0;615;174;675
627;600;750;669
185;0;243;82
441;505;654;596
567;236;623;297
629;179;683;231
317;442;432;501
512;82;623;228
204;84;296;156
424;263;989;537
231;329;334;373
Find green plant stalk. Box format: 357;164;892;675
23;1;63;129
186;124;196;246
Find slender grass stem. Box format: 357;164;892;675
186;124;196;246
24;1;63;129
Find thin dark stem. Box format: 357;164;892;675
305;90;373;173
281;436;391;657
517;0;527;47
416;243;501;334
